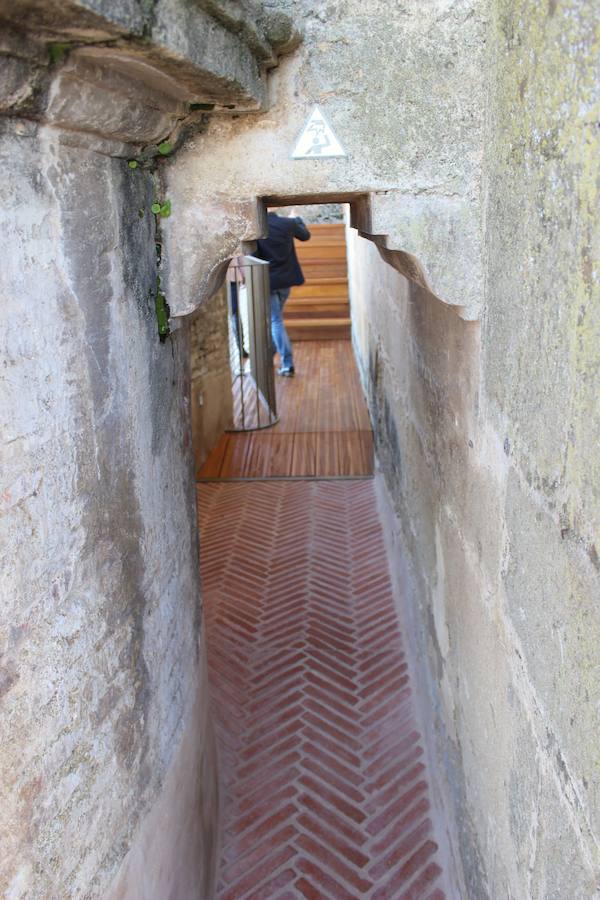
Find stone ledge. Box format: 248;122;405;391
0;0;300;140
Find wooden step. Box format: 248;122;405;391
299;240;346;253
290;281;348;303
292;276;348;297
300;262;347;279
302;223;345;235
285;304;350;320
287;317;352;341
300;256;347;267
296;249;347;264
286;295;349;308
296;241;347;255
288;289;349;301
285;296;348;309
287;225;350;341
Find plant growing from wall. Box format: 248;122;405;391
126;134;177;340
48;42;72;65
155;275;170;342
151;199;171;218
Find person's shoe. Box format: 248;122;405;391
278;366;295;377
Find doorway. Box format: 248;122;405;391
197;202;374;480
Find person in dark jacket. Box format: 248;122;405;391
254;209;311;376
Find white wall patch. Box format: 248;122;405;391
291;106;346;159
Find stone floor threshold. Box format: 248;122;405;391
199;479;449;899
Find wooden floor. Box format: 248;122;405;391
199;341;374;478
285;224;351;342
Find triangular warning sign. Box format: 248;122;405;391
291;106;346;159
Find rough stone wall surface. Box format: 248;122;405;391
164;0;489;318
348;0;600;895
0;119;217;897
190;285;233;476
0;3;303;893
0;0;299;114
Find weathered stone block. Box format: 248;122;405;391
0;121;216;898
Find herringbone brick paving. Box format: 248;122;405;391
199;479;447;899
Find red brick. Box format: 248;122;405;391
302;711;361;753
299;773;366;825
298;812;369;868
366;781;429;838
399;863;444;899
424;887;445;900
364;744;424;795
304;696;358;735
296;834;373;895
297;792;367;847
304;683;359;723
371;797;431;858
370;818;433;879
244;867;296;900
301;724;361;769
364;763;426;816
371;842;439;899
240;716;303;760
238;766;301;814
229;804;301;861
220;825;296;881
218;845;295;900
199;481;447;900
237;734;298;780
301;740;364;792
302;757;365;805
304;670;359;708
295;876;328;899
234;751;301;799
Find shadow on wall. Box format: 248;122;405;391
347;228;483;896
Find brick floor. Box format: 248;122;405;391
199;479;447;899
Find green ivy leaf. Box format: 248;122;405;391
128;160;138;169
49;42;71;65
158;141;172;156
151;202;161;214
159;200;172;218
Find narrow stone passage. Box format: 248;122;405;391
198;479;448;898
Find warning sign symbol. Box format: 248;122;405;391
291;106;346;159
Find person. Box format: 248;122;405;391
254;208;311;376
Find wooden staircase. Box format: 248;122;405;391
285;222;351;341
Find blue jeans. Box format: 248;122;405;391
270;288;293;370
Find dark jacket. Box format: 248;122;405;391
255;212;311;291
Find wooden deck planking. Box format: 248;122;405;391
286;223;351;341
199;340;374;479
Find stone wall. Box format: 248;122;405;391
0;2;298;895
347;0;600;894
0;119;218;897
